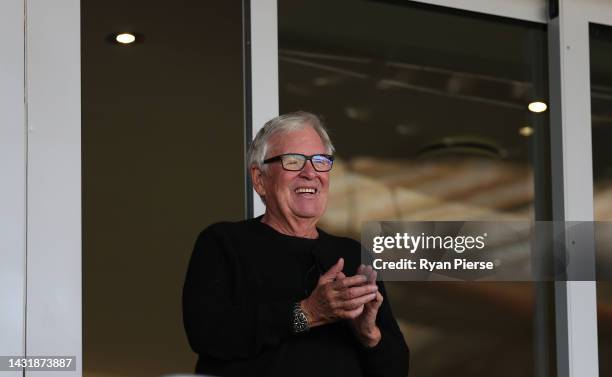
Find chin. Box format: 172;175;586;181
293;207;324;219
295;211;322;219
290;199;327;220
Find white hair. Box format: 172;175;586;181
247;111;335;170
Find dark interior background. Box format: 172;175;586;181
82;1;245;376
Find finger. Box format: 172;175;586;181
363;265;374;283
370;291;384;310
335;271;346;281
321;258;344;282
339;293;377;310
376;291;383;304
340;284;378;300
369;269;377;284
332;274;367;290
341;305;364;320
356;264;365;276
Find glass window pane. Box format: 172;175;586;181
590;22;612;377
279;1;552;376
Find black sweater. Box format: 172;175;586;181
182;217;409;377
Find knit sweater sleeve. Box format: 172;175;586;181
182;224;294;360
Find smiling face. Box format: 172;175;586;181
251;125;330;228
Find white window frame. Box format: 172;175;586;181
245;0;279;217
547;1;612;377
246;1;603;377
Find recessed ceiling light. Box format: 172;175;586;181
528;101;547;113
519;126;534;137
313;77;330;86
395;124;417;136
115;33;136;44
344;107;371;121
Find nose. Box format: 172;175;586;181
299;159;317;179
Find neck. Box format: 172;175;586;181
261;212;319;239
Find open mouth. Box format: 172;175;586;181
294;187;317;195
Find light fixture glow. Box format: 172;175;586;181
519;126;534;137
116;33;136;44
528;101;547;113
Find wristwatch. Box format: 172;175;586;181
292;302;310;333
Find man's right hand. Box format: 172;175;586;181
300;258;378;328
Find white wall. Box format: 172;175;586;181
0;1;26;376
25;0;82;376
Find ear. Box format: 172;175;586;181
250;164;266;198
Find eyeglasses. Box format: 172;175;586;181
263;153;335;172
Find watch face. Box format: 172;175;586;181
292;303;310;333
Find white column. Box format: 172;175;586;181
0;1;26;376
25;0;82;376
548;1;599;377
248;0;279;217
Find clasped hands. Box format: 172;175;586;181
300;258;383;347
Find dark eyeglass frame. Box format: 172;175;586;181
263;153;335;172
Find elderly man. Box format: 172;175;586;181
182;111;409;377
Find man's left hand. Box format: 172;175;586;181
337;265;383;348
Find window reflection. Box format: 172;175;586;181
590;22;612;377
279;1;551;376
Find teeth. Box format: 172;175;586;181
295;187;316;194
